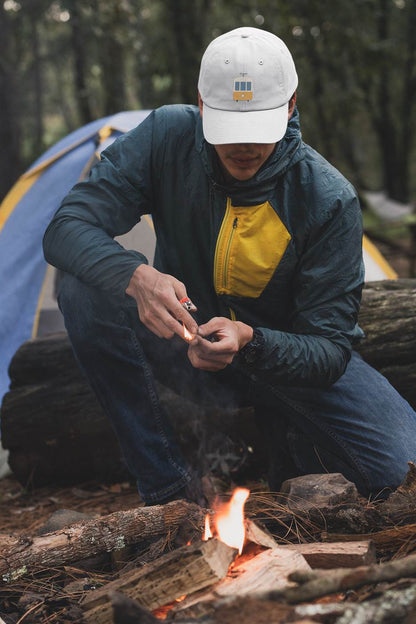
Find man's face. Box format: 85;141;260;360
213;143;276;181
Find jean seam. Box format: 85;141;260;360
127;325;191;483
258;379;372;491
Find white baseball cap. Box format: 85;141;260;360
198;27;298;145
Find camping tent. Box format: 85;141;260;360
0;110;397;409
0;111;151;409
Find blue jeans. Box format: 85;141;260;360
59;275;416;502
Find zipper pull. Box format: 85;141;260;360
233;217;238;228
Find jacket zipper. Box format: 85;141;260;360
214;199;239;293
223;217;238;290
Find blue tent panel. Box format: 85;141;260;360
0;111;150;408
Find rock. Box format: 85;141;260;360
37;509;96;535
278;473;359;512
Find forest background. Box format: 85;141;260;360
1;0;416;269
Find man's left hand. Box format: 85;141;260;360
187;317;253;371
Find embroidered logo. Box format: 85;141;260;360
233;76;253;101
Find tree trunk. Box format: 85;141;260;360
0;6;22;199
96;0;127;115
67;0;93;124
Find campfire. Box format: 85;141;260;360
3;468;416;623
203;487;250;554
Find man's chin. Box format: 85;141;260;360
225;166;258;181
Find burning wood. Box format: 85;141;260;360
173;547;311;620
82;538;237;623
204;487;250;554
4;476;416;624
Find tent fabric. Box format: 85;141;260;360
0;109;397;409
0;111;150;408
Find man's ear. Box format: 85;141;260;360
198;92;203;117
288;92;297;120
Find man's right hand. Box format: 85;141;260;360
125;264;198;339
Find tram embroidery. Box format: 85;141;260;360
233;77;253;101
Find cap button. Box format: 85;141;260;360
241;34;249;38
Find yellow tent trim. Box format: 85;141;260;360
363;233;397;279
0;171;43;233
98;126;113;141
20;129;102;180
0;128;106;233
144;214;154;230
31;130;118;338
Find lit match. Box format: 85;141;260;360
180;297;197;341
182;322;195;342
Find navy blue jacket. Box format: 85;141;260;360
43;105;364;387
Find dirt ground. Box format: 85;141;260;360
0;474;142;536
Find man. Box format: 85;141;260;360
43;27;416;505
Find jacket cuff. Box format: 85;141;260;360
238;328;266;365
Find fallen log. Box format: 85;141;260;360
1;278;416;487
0;500;204;584
261;550;416;604
0;332;264;487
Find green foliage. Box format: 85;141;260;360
1;0;415;205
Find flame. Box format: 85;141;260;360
204;487;250;555
203;513;213;541
182;322;195;342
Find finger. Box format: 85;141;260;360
179;296;197;313
188;338;234;365
187;349;229;371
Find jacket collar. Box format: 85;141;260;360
196;107;303;205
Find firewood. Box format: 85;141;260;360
216;585;416;624
0;500;204;584
293;584;416;623
322;523;416;556
244;517;278;549
260;550;416;604
81;538;237;624
172;546;310;619
280;540;376;568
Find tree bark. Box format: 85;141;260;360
66;0;93;124
0;500;204;584
0;6;22;199
261;551;416;605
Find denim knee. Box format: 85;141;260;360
58;274;117;338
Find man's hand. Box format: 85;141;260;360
187;317;253;371
125;264;198;339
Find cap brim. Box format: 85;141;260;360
202;102;289;145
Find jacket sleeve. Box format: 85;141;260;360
43;111;158;298
235;187;364;388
